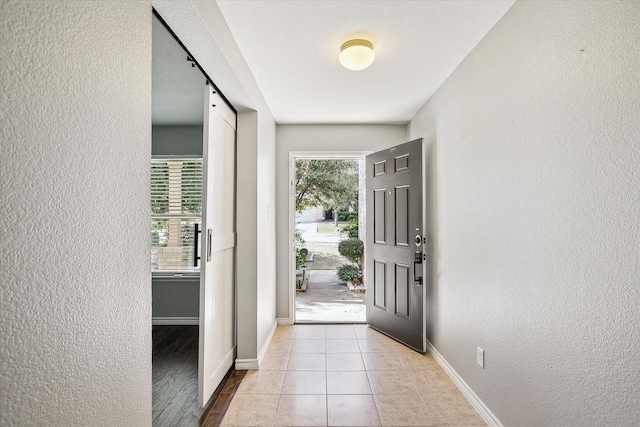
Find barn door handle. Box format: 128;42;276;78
414;251;423;286
193;223;202;267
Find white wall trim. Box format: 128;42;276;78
236;319;278;370
152;317;199;325
263;318;278;355
426;341;503;427
151;274;200;282
289;151;374;160
234;358;259;370
288;155;296;325
258;319;278;362
277;317;294;325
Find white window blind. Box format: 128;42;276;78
151;159;203;273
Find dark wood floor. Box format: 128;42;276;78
153;325;203;427
153;325;246;427
200;369;246;427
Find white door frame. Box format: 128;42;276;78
288;151;372;324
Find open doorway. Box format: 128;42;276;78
289;152;371;323
151;9;237;423
151;11;206;426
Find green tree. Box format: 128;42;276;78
151;162;169;214
295;160;359;217
150;160;202;214
181;161;202;214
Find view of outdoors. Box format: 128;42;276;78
294;159;366;322
151;159;203;273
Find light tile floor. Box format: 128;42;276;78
221;324;486;427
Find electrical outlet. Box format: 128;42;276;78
477;346;485;369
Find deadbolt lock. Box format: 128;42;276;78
414;235;422;247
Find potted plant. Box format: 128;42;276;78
337;264;363;285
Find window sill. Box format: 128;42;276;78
152;272;200;281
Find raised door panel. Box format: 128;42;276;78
373;188;387;244
395;186;409;247
374;260;387;309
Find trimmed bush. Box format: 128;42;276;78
339;220;358;238
338;238;364;265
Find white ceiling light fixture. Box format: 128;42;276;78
339;39;375;71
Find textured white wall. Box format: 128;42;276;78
275;125;408;318
1;1;152;425
408;1;640;425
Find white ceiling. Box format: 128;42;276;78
216;0;515;124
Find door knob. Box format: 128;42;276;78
414;235;422;246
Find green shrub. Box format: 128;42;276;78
337;264;362;283
294;227;307;269
338;214;347;221
338;238;364;265
339;220;359;238
339;211;358;220
296;248;308;270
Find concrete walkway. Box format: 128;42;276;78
296;270;365;323
297;221;343;243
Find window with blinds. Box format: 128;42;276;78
151;159;203;273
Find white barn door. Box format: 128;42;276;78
198;84;236;407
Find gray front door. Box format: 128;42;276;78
365;139;424;352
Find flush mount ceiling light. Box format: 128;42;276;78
339;39;375;71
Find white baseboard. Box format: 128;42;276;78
235;358;259;370
426;341;503;427
152;316;199;325
258;319;278;360
257;319;278;364
277;317;294;325
235;318;278;370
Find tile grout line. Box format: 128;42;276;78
228;324;484;427
361;345;383;427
